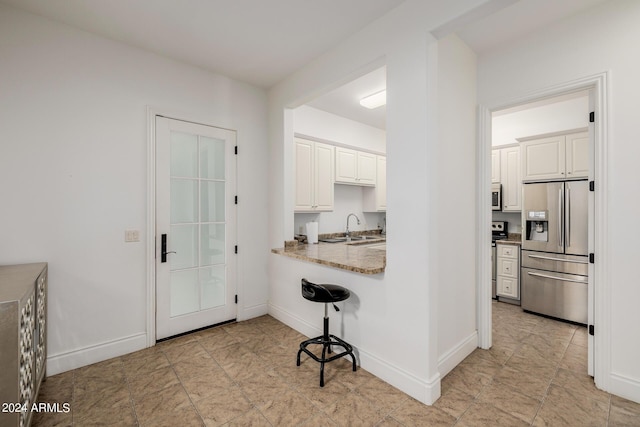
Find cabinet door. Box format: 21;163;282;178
363;155;386;212
294;139;314;210
501;146;521;211
491;149;501;183
314;142;334;211
521;135;565;181
357;152;377;186
335;147;358;184
565;131;589;178
376;156;387;210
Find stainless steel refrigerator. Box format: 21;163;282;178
521;180;588;324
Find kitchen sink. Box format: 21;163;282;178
318;238;348;243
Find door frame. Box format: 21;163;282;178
145;106;238;347
476;72;610;390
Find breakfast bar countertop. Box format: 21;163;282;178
271;239;386;275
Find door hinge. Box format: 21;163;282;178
589;111;595;123
234;146;238;155
234;245;238;254
235;195;238;205
589;181;595;191
235;294;238;304
589;324;595;336
589;253;595;263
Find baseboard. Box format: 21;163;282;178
609;372;640;404
237;303;269;322
438;331;478;378
46;332;147;376
268;303;441;404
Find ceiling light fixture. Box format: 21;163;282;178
359;90;386;109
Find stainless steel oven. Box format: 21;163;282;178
491;184;502;211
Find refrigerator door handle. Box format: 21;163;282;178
527;254;588;264
566;188;571;248
558;187;564;248
527;271;588;284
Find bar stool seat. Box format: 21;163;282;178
296;278;357;387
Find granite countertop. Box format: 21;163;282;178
271;233;386;275
496;233;522;246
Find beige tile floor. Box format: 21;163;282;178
33;301;640;426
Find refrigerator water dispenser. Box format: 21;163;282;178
525;210;548;242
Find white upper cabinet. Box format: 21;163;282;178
521;130;589;181
363;155;386;212
335;146;376;186
521;135;566;181
491;149;501;183
565;131;589;178
500;146;522;211
294;138;334;212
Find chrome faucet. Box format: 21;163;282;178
345;213;361;242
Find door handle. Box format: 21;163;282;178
558;187;564;249
527;271;587;284
527;254;588;264
161;234;176;263
566;187;571;247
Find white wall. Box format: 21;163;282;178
477;0;640;403
294;185;385;236
436;34;478;376
293;105;386;235
0;5;269;374
492;95;589;146
269;0;488;404
294;105;386;153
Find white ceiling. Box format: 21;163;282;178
0;0;404;88
2;0;610;129
455;0;608;54
307;66;387;130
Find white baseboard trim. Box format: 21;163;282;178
438;331;478;378
268;303;441;404
237;303;269;322
609;372;640;404
46;332;147;376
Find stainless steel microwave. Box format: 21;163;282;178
492;184;502;211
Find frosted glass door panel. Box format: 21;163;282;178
201;266;226;309
200;224;225;266
170;132;198;177
170;270;199;316
169;225;198;270
200;181;225;222
200;137;226;179
156;116;236;340
170;179;197;223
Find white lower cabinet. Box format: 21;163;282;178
496;243;520;300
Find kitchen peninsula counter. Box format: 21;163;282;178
271;240;386;275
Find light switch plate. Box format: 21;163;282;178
125;230;140;242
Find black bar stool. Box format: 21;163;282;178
296;278;357;386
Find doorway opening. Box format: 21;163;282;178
477;73;609;387
291;65;387;245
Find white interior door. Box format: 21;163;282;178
155;116;236;340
